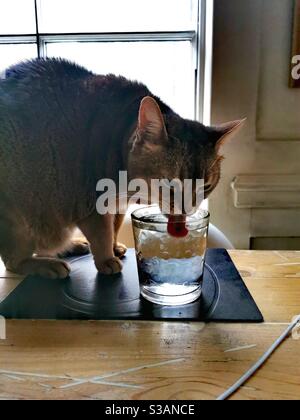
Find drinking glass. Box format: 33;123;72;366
132;205;210;306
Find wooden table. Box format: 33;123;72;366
0;251;300;400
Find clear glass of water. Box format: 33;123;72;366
131;205;210;306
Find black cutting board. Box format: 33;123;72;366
0;249;263;322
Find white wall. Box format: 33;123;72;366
257;0;300;141
210;0;300;249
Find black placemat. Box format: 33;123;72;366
0;249;263;322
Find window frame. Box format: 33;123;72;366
0;0;213;123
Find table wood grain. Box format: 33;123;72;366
0;251;300;400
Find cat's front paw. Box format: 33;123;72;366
114;242;127;259
15;258;71;279
97;257;123;275
58;239;90;258
37;259;71;279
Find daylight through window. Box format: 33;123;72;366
0;0;210;121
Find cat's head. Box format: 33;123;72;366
128;96;245;214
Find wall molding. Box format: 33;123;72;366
231;174;300;209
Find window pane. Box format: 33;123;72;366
0;0;36;34
0;44;37;77
46;41;195;119
39;0;198;33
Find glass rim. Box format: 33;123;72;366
131;205;210;225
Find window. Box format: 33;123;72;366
38;0;197;33
0;0;36;34
0;0;212;121
0;44;36;76
46;41;195;118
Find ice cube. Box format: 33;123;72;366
138;229;206;260
141;256;204;285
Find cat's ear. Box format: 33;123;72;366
136;96;167;147
210;119;246;150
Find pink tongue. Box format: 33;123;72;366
167;215;188;238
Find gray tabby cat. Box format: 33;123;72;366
0;59;243;278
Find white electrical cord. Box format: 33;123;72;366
217;314;300;401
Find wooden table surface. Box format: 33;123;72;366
0;250;300;400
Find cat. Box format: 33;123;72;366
0;58;244;278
